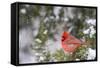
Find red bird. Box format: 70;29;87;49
61;31;82;53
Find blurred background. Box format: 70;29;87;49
19;4;96;64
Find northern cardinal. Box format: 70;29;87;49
61;31;82;53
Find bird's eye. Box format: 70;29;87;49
62;36;66;41
62;36;65;38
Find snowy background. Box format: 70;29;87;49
19;4;96;64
